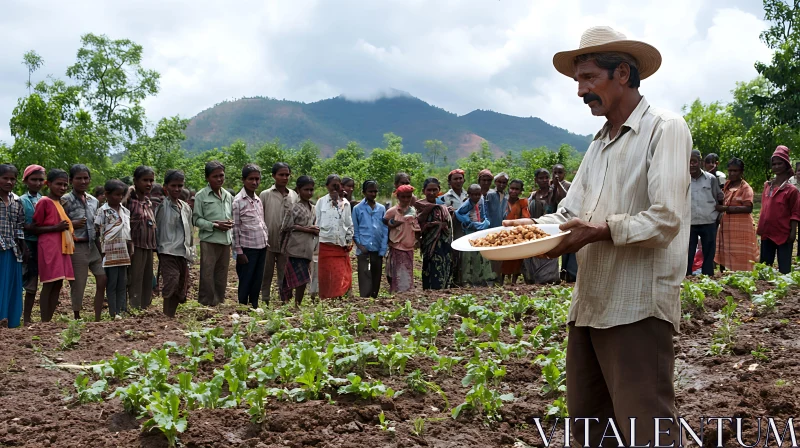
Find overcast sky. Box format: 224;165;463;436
0;0;772;144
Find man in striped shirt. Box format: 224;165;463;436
505;26;691;445
233;164;269;309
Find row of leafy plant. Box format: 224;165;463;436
66;287;573;446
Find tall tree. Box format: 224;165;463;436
423;139;447;166
21;50;44;94
66;33;161;145
754;0;800;126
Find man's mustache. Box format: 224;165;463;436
583;93;602;105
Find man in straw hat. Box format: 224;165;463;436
504;26;691;445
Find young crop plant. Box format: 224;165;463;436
411;416;425;437
377;411;396;434
68;374;107;404
60;319;85;350
337;373;399;400
708;296;741;355
696;276;723;298
244;386;269;424
722;272;756;296
94;353;140;381
406;369;449;408
451;383;514;423
431;354;463;377
143;390;187;448
114;380;149;416
293;348;330;401
680;281;705;311
751;345;770;362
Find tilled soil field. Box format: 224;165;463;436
0;260;799;448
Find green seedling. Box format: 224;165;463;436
143;390;187;448
60;319;85;350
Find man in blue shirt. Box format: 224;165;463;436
352;180;389;298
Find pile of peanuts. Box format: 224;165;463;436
468;225;552;247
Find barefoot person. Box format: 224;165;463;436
20;165;45;325
0;165;27;328
155;171;194;317
504;26;691;445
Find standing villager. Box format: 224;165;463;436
342;177;359;209
714;158;758;272
96;180;133;318
688;150;723;276
155;171;194;317
233;164;269;309
280;176;319;306
704;153;727;189
440;169;468;286
259;162;298;304
418;178;453;290
352;180;388;298
455;184;492;286
316;175;354;299
522;169;560;284
193;161;234;306
0;165;27;328
384;172;413;287
758;145;800;274
34;169;75;322
486;172;509;284
500;179;530;285
62;164;106;321
126;166;157;310
477;169;493;199
504;26;691;445
553;164;577;282
20;165;45;325
386;185;421;292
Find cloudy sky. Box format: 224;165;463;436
0;0;772;143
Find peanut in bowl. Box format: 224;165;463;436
450;224;570;261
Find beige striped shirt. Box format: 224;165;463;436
537;97;691;332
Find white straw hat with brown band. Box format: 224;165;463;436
552;26;662;79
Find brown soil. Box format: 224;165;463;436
1;262;799;448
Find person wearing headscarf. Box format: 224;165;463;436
758;145;800;274
385;184;421;292
418;178;453;290
20;165;45;325
478;169;493;198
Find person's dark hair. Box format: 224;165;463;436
362;180;378;192
534;168;551;178
467;183;481;193
47;168;68;183
690;150;702;159
205;161;225;178
423;177;440;191
727;157;745;172
180;188;191;201
151;183;164;196
552;164;565;171
574;52;641;88
394;172;410;186
93;185;105;197
272;162;290;176
295;175;314;190
242;163;261;180
326;174;341;186
133;165;155;180
342;177;355;187
509;179;524;190
104;179;128;195
705;153;719;164
0;164;18;177
69;164;91;180
164;170;185;185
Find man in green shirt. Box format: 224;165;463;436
192;161;233;306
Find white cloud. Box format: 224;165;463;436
0;0;770;146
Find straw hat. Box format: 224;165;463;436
552;26;662;79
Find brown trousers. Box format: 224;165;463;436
69;242;105;312
128;248;153;310
261;251;286;303
199;242;230;306
567;317;679;447
159;254;187;317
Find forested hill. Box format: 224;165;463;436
182;92;593;157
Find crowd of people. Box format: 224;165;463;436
0;159;580;328
690;145;800;277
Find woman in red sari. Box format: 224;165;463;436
715;158;758;272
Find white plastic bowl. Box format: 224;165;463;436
450;224;569;261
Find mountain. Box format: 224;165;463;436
182;91;593;158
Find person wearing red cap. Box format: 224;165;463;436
757;145;800;274
385;184;420;292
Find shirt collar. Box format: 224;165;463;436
236;188;258;201
594;96;650;140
